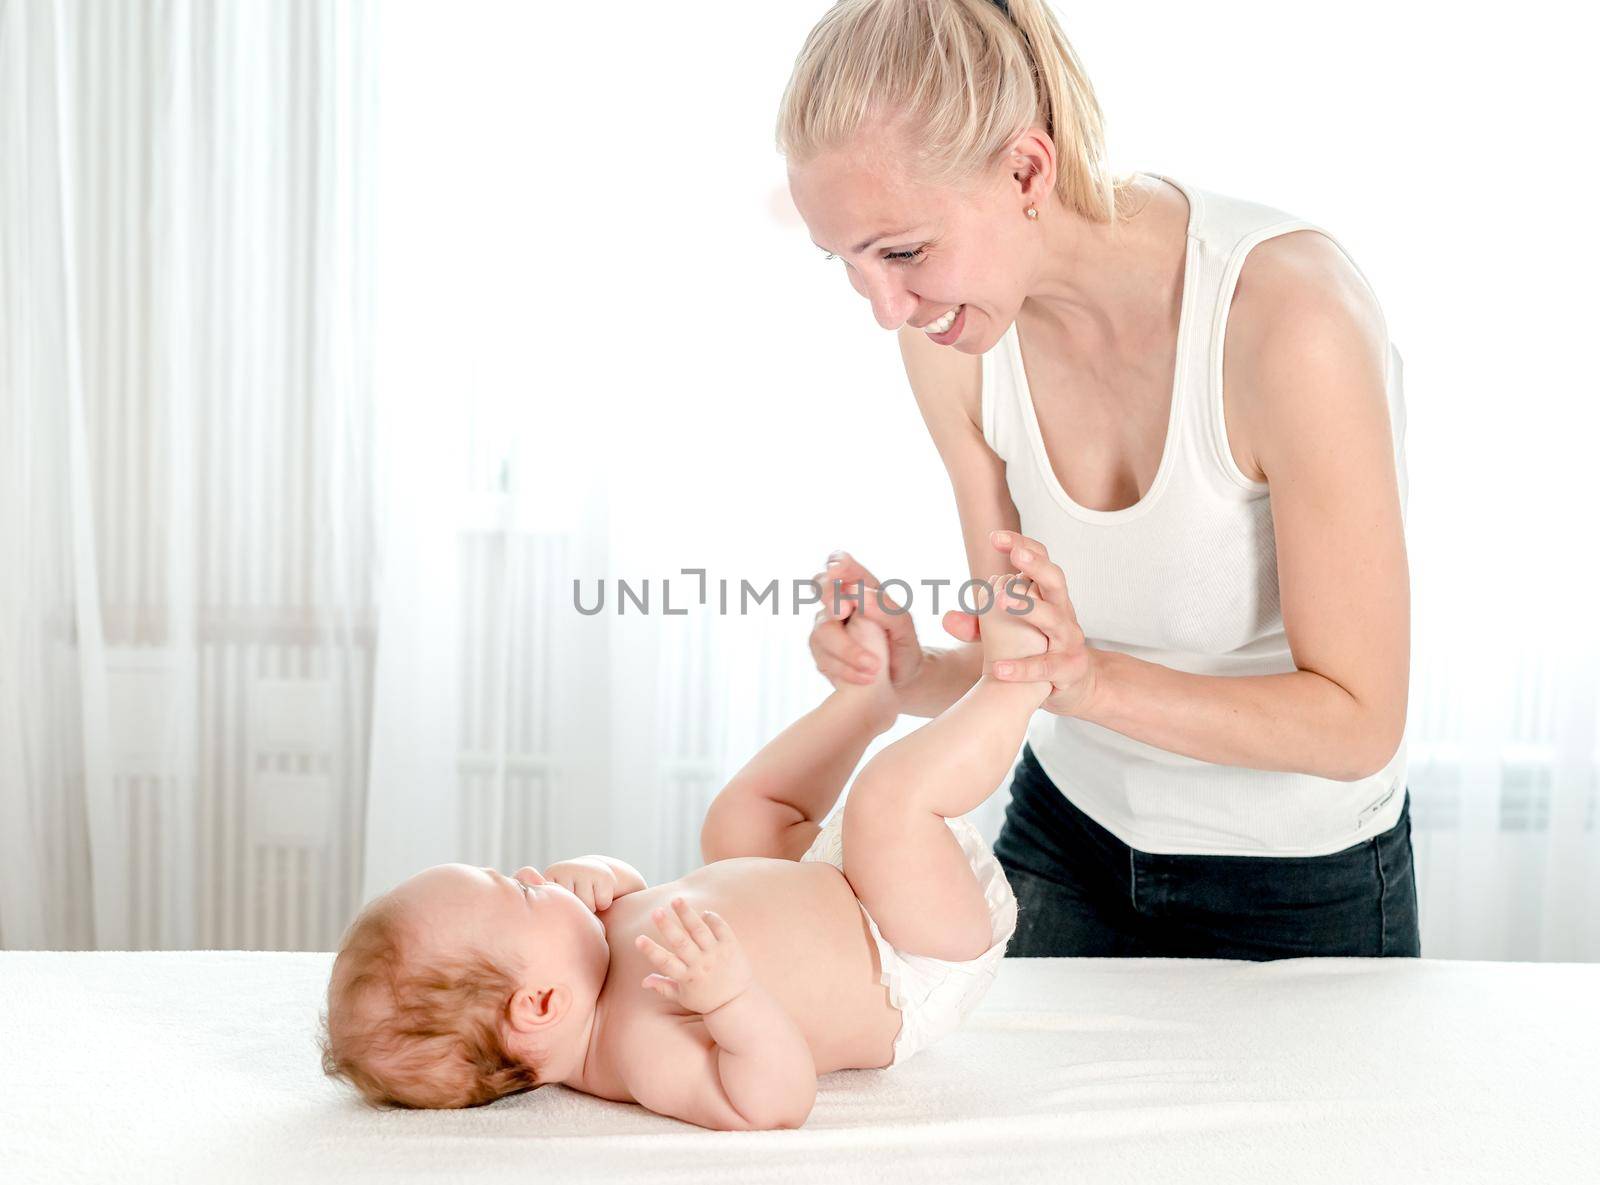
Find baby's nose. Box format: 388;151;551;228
514;866;544;886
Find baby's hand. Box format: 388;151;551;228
635;898;752;1015
543;857;619;912
980;573;1049;673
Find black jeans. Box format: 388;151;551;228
993;744;1421;960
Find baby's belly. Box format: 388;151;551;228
602;858;901;1072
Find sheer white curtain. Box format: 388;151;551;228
4;0;1596;961
1;0;376;951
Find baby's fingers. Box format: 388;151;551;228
702;910;734;943
635;934;688;979
652;903;697;954
641;973;679;1000
672;898;715;948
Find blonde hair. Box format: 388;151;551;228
317;894;544;1110
776;0;1141;224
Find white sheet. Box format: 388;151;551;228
2;951;1596;1183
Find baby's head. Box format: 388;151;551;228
317;864;610;1109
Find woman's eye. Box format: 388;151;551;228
821;247;924;264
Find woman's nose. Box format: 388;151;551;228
848;265;914;329
865;280;915;330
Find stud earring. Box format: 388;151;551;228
1025;205;1038;220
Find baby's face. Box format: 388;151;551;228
393;864;610;991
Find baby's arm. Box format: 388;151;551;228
700;616;897;863
621;990;816;1131
629;898;815;1130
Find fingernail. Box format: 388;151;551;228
1014;548;1030;562
996;662;1013;676
994;531;1010;544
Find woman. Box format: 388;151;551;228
777;0;1419;959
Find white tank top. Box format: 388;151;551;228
981;172;1409;857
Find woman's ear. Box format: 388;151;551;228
1007;128;1055;207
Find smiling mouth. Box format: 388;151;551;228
921;305;962;335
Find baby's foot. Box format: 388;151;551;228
835;610;899;730
980;573;1049;672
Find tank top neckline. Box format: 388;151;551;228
1003;172;1203;525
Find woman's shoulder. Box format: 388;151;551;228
1229;229;1388;386
1226;229;1393;472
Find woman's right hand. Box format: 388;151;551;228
808;551;929;691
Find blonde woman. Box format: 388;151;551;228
782;0;1419;960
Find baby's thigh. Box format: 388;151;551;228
841;775;993;961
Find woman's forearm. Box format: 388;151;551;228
897;641;984;718
1078;649;1397;782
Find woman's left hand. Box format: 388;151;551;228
983;529;1101;718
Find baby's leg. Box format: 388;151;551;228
842;577;1048;961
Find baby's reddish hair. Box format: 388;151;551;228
317;892;543;1109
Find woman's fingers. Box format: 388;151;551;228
1011;553;1067;606
813;551;880;620
810;614;879;682
853;585;912;641
996;540;1068;606
852;587;929;686
994;651;1057;681
989;529;1048;563
942;608;981;643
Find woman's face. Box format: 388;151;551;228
787;136;1040;354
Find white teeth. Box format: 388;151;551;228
923;305;960;335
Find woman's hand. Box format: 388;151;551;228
542;857;620;913
979;530;1101;718
808;552;928;692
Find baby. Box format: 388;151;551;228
319;574;1050;1130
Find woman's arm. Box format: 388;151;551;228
889;322;1027;717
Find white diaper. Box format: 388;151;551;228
801;809;1018;1068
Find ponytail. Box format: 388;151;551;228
776;0;1139;224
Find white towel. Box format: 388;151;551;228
2;950;1596;1183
